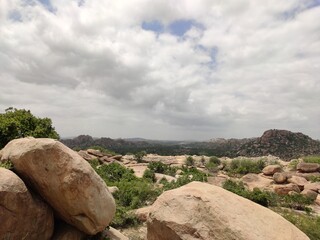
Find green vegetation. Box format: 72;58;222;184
225;158;265;175
134;151;147;163
205;156;221;173
277;209;320;240
185;156;195;166
142;169;156;182
222;179;313;211
147;161;177;176
0;108;59;148
289;159;299;171
303;155;320;164
161;167;207;191
89;160;160;228
0;160;13;169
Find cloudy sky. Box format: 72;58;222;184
0;0;319;140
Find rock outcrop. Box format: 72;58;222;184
1;138;116;235
0;168;54;239
147;181;309;240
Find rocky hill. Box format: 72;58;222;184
62;129;320;160
237;129;320;160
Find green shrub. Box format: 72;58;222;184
289;159;299;171
277;209;320;240
226;159;265;175
143;169;156;182
0;160;13;170
209;156;221;165
185;156;195;166
134;151;147;163
303;156;320;164
148;161;177;176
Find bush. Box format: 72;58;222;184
289;159;299;171
303;156;320;164
209;156;221;165
0;108;59;148
277;209;320;240
226;159;265;175
134;151;147;163
143;169;156;182
148;161;177;176
185;156;195;166
0;160;13;170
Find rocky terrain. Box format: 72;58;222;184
62;129;320;160
2;137;320;239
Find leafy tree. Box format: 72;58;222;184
0;108;59;148
185;156;195;166
134;151;147;163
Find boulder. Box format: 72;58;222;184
274;183;301;195
300;189;318;201
0;168;54;239
147;181;309;240
273;172;287;184
155;173;176;183
87;149;104;157
110;155;123;161
304;182;320;193
52;221;87;240
241;173;273;190
297;162;320;173
78;150;97;161
288;176;308;190
1;138;116;235
135;206;153;222
262;165;282;176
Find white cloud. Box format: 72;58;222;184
0;0;319;140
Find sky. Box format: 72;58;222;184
0;0;319;140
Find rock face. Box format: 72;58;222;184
238;129;320;160
1;138;116;235
0;168;54;239
147;181;309;240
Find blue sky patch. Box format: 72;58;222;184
37;0;55;12
9;10;22;22
142;20;164;33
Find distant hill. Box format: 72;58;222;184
61;129;320;160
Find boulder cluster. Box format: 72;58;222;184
0;138;116;240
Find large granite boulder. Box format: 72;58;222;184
297;162;320;173
0;168;54;239
1;138;116;235
147;181;309;240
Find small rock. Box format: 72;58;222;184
297;162;320;173
274;183;301;195
304;182;320;192
102;227;129;240
287;176;308;190
135;206;153;222
300;189;318;201
87;149;104;157
155;173;176;183
262;165;282;176
273;172;287;184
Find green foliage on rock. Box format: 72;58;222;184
0;160;13;169
0;108;59;148
205;156;221;173
142;169;156;183
303;155;320;164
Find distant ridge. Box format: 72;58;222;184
61;129;320;160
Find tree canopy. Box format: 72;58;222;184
0;108;59;148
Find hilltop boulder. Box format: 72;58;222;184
1;138;116;235
0;168;54;239
147;181;309;240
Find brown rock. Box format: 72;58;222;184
78;150;97;161
300;189;318;201
87;149;104;157
262;165;282;175
297;162;320;173
147;181;309;240
52;221;87;240
273;172;287;184
135;206;153;222
0;168;54;239
288;176;308;190
155;173;176;183
304;182;320;193
274;183;301;195
110;155;123;161
1;138;116;235
241;173;273;190
315;195;320;206
100;156;114;163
